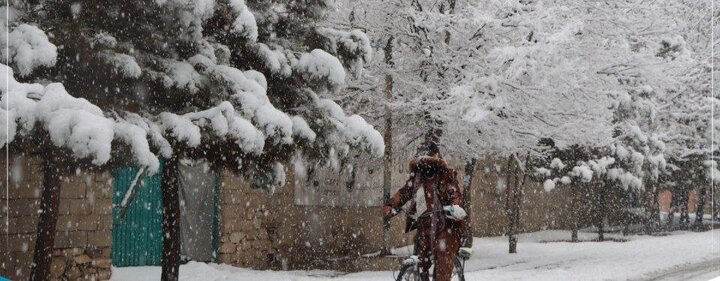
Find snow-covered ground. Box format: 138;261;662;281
112;229;720;281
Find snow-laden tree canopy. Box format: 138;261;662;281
438;0;688;157
326;1;715;194
2;0;384;191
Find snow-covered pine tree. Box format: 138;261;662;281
657;0;718;228
535;144;588;242
2;1;383;280
608;86;668;234
533;137;618;241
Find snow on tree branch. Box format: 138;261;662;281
2;23;57;77
2;0;385;190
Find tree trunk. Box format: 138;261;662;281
570;185;578;242
643;178;658;235
597;180;607;242
462;158;476;247
665;192;674;230
694;187;706;229
512;155;528;245
29;155;61;281
651;186;661;231
504;156;517;253
680;189;690;229
507;154;529;253
161;156;181;281
643;189;651;235
620;189;630;236
511;180;521;250
380;36;394;256
508;182;519;253
712;186;718;222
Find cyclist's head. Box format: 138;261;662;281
417;140;441;158
413;140;447;178
417;161;441;178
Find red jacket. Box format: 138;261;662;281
387;156;464;232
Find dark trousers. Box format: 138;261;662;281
414;218;462;281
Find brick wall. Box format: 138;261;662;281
658;189;699;213
1;154;113;280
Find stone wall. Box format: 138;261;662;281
5;153;699;277
470;157;573;236
214;156;599;270
1;154;113;280
469;157;630;236
216;169;412;270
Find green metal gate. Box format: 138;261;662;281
112;165;164;267
111;162;220;266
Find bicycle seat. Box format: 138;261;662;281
457;247;473;260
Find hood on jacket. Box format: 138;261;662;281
410;156;448;178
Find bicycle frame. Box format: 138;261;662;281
386;208;465;281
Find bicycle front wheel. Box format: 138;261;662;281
396;263;422;281
452;257;466;281
396;259;465;281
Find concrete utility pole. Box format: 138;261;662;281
382;36;394;256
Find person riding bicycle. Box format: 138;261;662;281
382;140;467;281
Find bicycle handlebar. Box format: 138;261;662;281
384;207;448;221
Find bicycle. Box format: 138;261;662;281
385;208;472;281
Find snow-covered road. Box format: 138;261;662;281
637;258;720;281
112;229;720;281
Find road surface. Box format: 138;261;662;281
641;258;720;281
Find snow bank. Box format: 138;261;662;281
112;229;720;281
